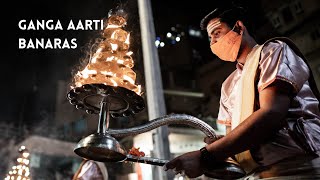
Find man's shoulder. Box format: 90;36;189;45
262;38;288;49
262;37;299;50
260;37;291;56
261;37;305;59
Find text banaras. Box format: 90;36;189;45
18;20;104;49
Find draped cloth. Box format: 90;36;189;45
232;44;263;173
231;37;320;174
72;160;109;180
218;37;320;177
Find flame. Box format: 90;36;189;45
117;59;124;64
73;14;142;95
22;153;29;158
125;33;130;44
110;43;118;51
75;82;82;87
91;56;97;63
78;67;97;79
107;24;121;29
136;85;142;95
123;75;134;84
96;47;103;53
111;31;116;39
110;78;118;86
106;56;114;61
101;71;114;77
91;47;103;64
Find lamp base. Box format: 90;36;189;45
67;84;145;118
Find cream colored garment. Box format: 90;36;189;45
232;44;263;173
232;44;262;130
217;39;320;174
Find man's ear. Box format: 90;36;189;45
234;20;245;35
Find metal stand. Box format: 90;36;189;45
67;84;246;179
68;84;144;162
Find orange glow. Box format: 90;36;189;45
73;13;142;95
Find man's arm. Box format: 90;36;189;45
205;80;292;161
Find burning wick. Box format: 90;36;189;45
73;11;142;95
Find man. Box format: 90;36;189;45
164;6;320;179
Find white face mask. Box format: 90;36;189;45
209;25;242;62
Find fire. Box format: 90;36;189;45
128;147;145;157
125;33;130;44
73;11;142;95
5;146;31;180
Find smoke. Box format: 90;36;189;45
69;32;104;88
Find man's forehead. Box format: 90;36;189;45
206;18;221;35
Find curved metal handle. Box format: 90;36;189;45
113;114;245;179
107;113;217;139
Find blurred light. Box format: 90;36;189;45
171;40;176;44
160;42;165;47
166;32;172;38
23;159;30;165
156;36;161;41
189;29;202;37
175;37;181;42
189;29;195;35
171;27;176;31
155;40;160;47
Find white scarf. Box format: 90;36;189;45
232;44;263;173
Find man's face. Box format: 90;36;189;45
207;18;232;46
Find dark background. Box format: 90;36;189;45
2;0;320;179
2;0;265;127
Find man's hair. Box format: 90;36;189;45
200;6;255;37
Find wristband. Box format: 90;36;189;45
200;147;216;165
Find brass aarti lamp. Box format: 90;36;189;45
67;9;245;179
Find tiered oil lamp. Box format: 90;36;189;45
67;9;245;179
4;146;31;180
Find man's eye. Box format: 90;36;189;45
214;31;220;36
